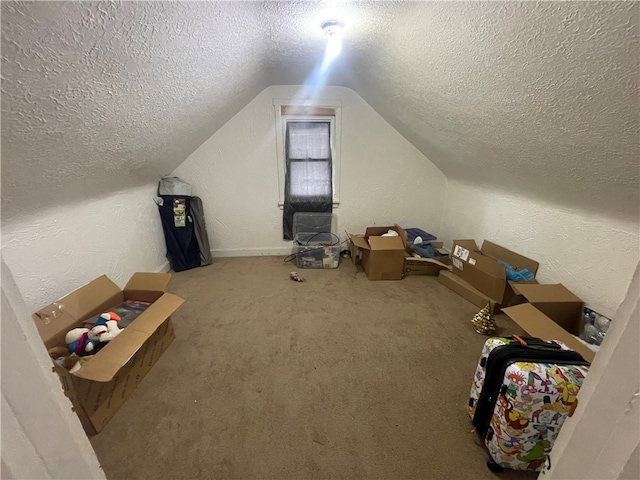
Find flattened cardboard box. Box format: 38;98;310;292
32;272;184;435
404;241;451;276
349;225;407;281
404;256;452;276
450;239;539;304
438;270;501;314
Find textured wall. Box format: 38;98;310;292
172;86;447;255
1;185;167;313
3;2;637;223
440;180;639;317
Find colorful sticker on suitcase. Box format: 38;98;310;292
468;337;510;419
485;362;589;471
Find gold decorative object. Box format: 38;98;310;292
471;303;496;335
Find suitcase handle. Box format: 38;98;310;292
512;334;527;346
510;335;562;349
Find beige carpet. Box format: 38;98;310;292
91;256;537;480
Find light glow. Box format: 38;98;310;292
292;18;348;100
321;19;344;60
326;35;342;59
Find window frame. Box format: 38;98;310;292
273;99;342;209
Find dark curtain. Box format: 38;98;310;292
283;121;333;240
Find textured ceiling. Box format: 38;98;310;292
2;1;638;221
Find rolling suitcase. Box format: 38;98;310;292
469;336;590;472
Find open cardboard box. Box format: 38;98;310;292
32;272;185;435
502;283;594;362
450;239;539;304
349;225;407;280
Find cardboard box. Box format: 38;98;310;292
349;234;364;266
349;225;407;280
32;273;185;435
404;256;452;276
450;239;539;304
506;283;584;333
438;270;501;314
502;283;593;362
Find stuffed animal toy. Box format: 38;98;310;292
65;328;100;356
91;319;122;344
106;320;122;339
94;311;122;327
66;311;124;357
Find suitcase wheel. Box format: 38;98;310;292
486;459;504;473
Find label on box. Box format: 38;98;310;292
453;258;463;270
469;258;476;266
453;245;470;261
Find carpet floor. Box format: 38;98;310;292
91;256;537;480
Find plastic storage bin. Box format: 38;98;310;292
292;213;340;269
292;212;336;236
293;233;341;269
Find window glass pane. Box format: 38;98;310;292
287;122;330;159
289;161;331;197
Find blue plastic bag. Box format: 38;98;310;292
498;260;534;281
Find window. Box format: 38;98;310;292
274;100;342;240
274;100;342;207
286;120;332;199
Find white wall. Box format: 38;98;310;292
542;262;639;480
1;185;167;313
1;259;105;479
1;184;167;477
440;180;639;318
172;85;447;256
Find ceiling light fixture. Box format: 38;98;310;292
321;19;344;60
321;19;344;37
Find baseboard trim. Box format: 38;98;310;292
212;247;292;258
155;260;171;273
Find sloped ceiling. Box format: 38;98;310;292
2;1;638;221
